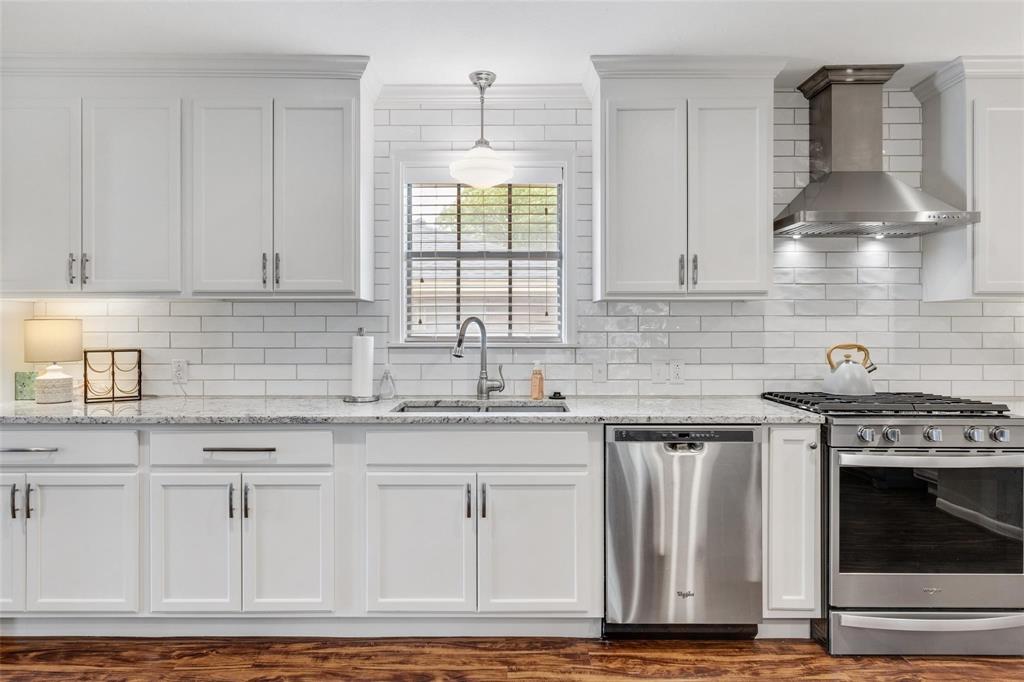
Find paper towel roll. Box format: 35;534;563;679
351;331;375;397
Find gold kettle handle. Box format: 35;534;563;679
827;343;872;370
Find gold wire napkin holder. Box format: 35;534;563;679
84;349;143;403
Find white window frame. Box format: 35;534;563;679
391;150;576;347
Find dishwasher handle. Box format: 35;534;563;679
612;428;756;443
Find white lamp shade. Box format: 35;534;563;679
24;318;83;363
449;145;514;188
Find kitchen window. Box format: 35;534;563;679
399;159;568;344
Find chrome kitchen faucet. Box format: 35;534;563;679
451;316;505;400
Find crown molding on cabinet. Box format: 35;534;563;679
912;55;1024;102
0;53;370;79
590;55;787;80
376;83;590;108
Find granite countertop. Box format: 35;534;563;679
0;395;824;426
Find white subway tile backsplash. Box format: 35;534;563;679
16;94;1019;400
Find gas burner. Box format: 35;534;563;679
762;391;1010;416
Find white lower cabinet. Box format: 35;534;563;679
26;473;139;612
150;473;241;612
477;473;590;613
150;472;333;613
366;471;592;614
762;426;821;619
0;473;27;612
366;472;477;612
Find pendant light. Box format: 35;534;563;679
449;70;514;188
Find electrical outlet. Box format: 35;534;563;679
670;361;685;384
171;359;188;385
651;361;670;384
593;361;608;383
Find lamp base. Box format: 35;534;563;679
34;364;74;404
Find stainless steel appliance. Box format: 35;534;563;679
605;426;762;631
763;392;1024;655
772;65;978;238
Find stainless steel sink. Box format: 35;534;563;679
392;400;568;414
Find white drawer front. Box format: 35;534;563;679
0;430;138;466
150;431;333;466
366;429;592;467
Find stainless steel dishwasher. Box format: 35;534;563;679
605;426;762;631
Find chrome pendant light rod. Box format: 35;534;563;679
469;70;496;148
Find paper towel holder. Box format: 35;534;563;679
343;327;381;403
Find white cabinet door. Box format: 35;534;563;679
25;473;138;612
972;93;1024;295
687;97;771;294
273;98;356;293
602;99;688;296
0;98;82;293
241;472;333;612
150;473;241;612
366;472;476;612
192;99;274;293
83;98;181;292
0;473;26;612
763;426;821;618
477;472;591;613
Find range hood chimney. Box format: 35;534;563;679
773;64;979;238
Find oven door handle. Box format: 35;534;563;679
838;452;1024;468
839;613;1024;633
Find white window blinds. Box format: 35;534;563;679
404;180;564;342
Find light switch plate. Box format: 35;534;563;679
670;361;685;384
171;359;188;385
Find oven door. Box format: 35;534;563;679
831;449;1024;608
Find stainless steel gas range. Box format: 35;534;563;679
763;392;1024;655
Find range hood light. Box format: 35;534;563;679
792;234;802;240
874;234;885;240
450;70;513;188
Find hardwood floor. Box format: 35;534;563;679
1;637;1021;681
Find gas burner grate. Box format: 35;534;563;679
762;391;1010;416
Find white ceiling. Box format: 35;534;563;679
2;1;1022;89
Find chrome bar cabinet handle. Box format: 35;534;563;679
81;252;89;284
262;253;268;288
202;447;277;453
228;482;235;519
25;484;33;519
465;484;472;519
274;252;281;286
68;252;77;285
10;484;18;519
480;484;487;518
1;447;59;453
243;484;250;519
678;254;686;286
692;254;698;286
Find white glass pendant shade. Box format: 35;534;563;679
450;70;514;188
449;144;514;188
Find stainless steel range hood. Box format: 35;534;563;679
773;64;979;238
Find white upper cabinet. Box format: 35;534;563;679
83;98;182;292
916;57;1024;300
1;54;375;299
273;99;356;294
590;56;782;300
603;99;688;294
686;97;771;293
191;99;274;293
0;99;82;294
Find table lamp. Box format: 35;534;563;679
24;318;83;404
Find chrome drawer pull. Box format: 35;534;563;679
840;613;1024;633
10;484;18;519
228;482;235;519
465;483;471;519
25;484;33;519
202;447;277;453
243;484;251;519
1;447;59;453
481;484;487;518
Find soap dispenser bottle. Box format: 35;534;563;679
530;362;545;400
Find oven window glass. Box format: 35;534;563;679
838;466;1024;574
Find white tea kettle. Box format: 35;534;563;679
823;343;877;396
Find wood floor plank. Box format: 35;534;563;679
1;637;1021;681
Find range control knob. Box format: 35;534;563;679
965;427;986;443
857;426;877;443
991;427;1011;444
883;427;901;444
923;426;943;442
